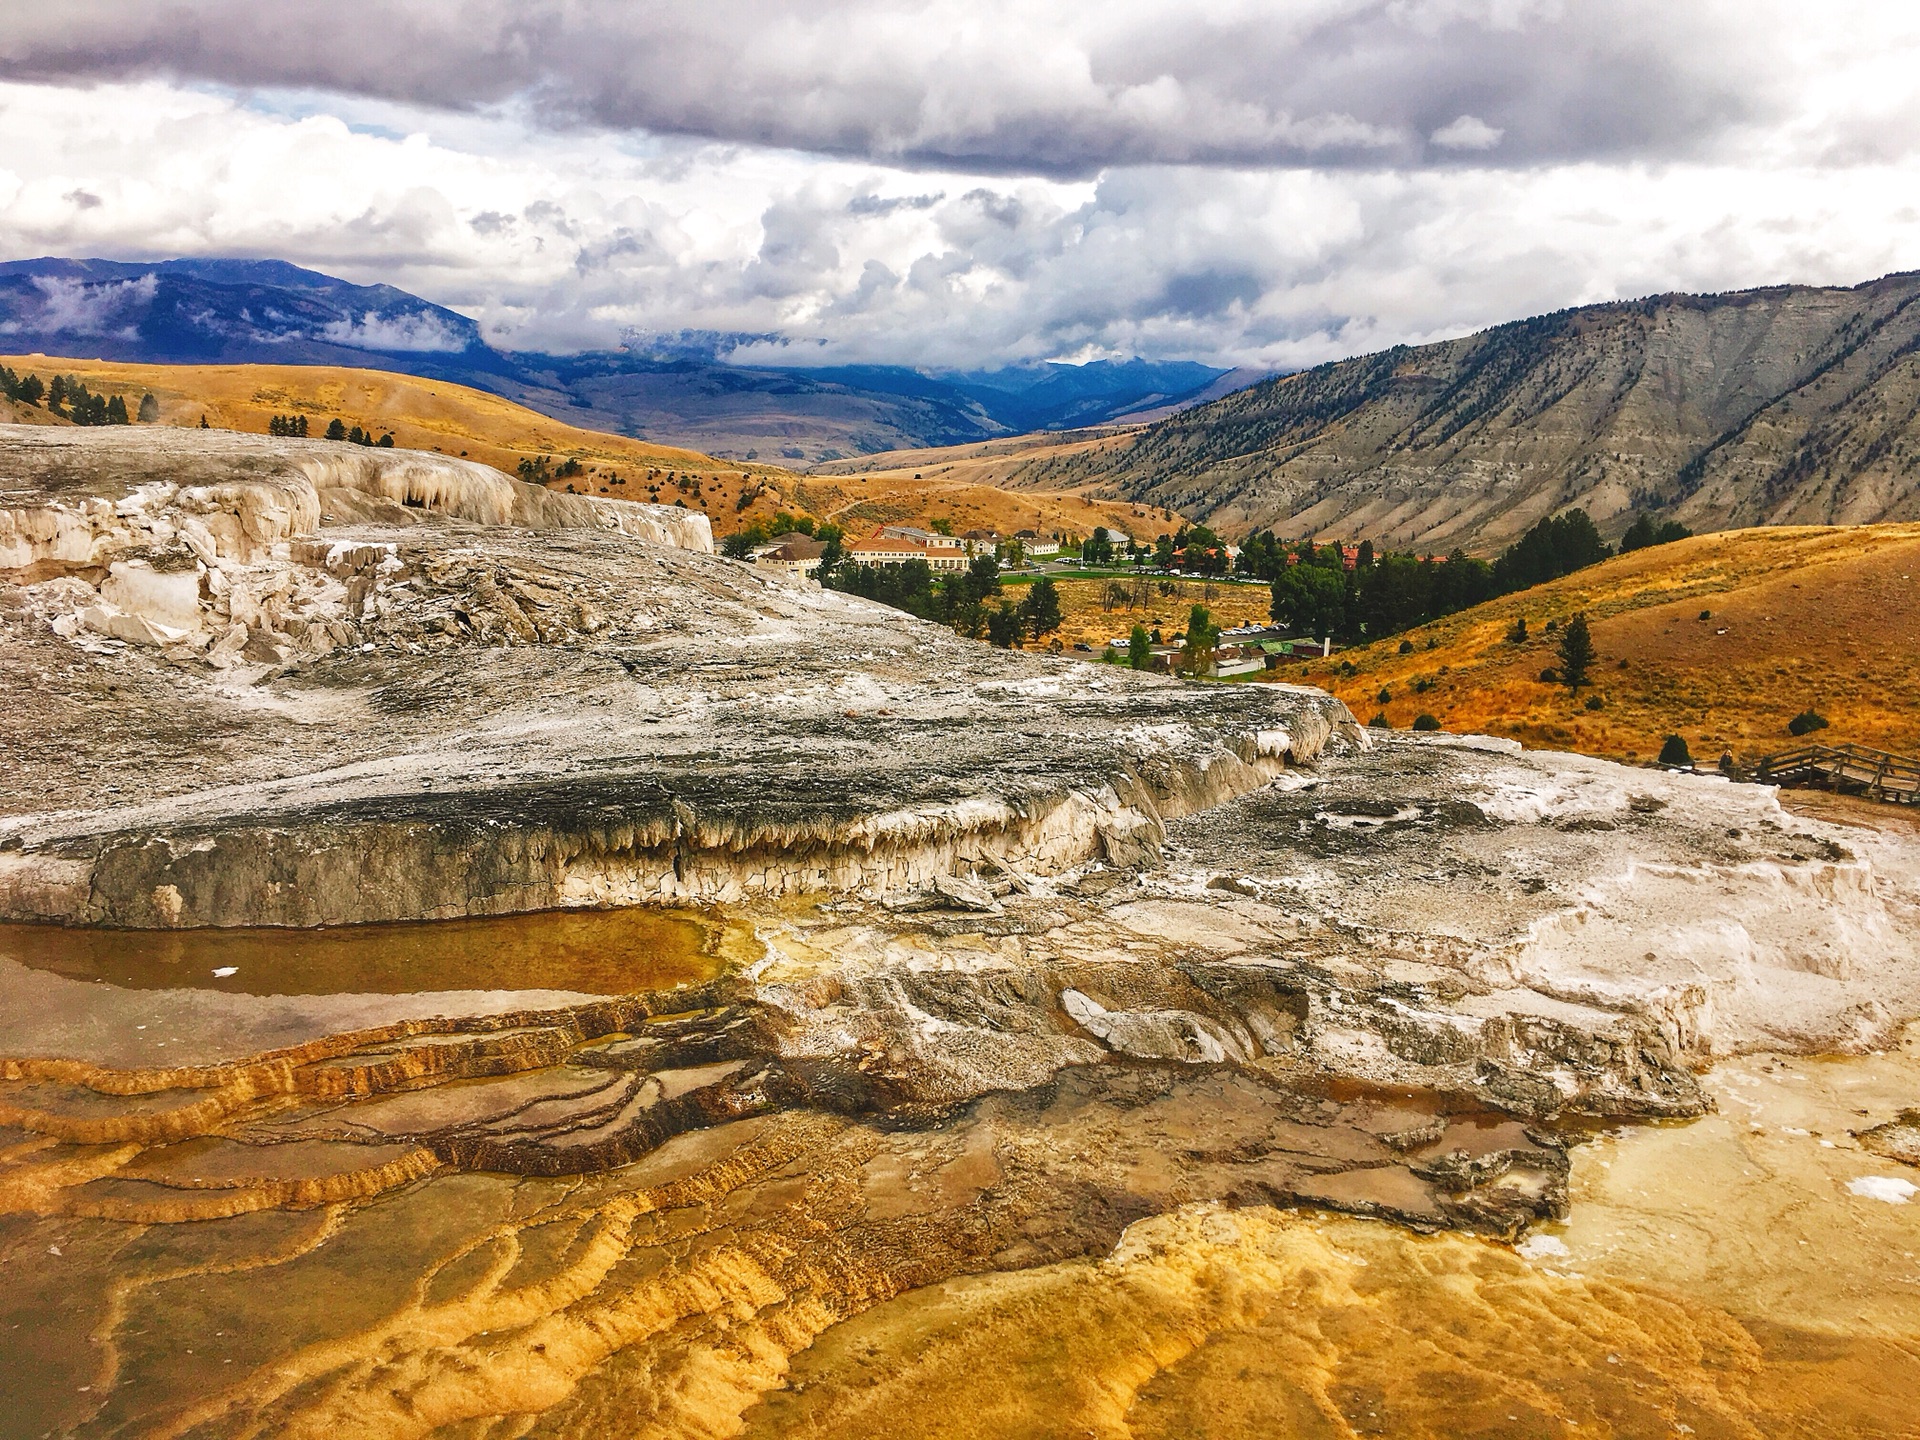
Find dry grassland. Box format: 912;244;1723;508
0;357;1162;541
1036;575;1277;649
1261;525;1920;764
0;354;766;479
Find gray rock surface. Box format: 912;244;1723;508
0;426;1362;927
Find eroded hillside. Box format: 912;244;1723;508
1012;271;1920;551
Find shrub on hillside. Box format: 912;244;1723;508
1412;713;1440;731
1368;713;1391;729
1657;734;1693;768
1788;709;1830;737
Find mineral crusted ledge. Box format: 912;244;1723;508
0;425;1362;926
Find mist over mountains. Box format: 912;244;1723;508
0;257;1234;463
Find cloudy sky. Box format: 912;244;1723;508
3;1;1919;367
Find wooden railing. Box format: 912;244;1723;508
1757;742;1920;804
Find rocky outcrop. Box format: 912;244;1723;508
0;425;710;656
7;427;1920;1440
0;696;1356;926
0;424;1363;927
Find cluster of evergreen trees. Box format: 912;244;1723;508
824;554;1064;647
54;375;125;425
1262;509;1663;644
0;365;46;407
323;418;394;447
1619;513;1692;551
3;372;138;425
268;414;310;437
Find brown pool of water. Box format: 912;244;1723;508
0;906;719;997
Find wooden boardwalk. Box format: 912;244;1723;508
1757;742;1920;804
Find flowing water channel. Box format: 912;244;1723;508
1;909;1916;1439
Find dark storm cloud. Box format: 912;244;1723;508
0;1;1794;176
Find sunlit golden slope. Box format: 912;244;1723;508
0;353;771;481
1269;524;1920;764
0;355;1169;539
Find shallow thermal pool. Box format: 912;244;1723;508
0;906;718;997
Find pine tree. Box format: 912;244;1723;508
106;395;129;425
1657;734;1693;768
1020;577;1063;640
1178;603;1219;676
137;393;158;422
326;419;347;440
1128;623;1151;670
1556;614;1594;691
986;602;1023;648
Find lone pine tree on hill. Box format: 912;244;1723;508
1557;613;1595;692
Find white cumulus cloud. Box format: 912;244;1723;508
0;0;1917;368
1430;114;1504;150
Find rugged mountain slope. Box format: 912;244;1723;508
0;257;1229;462
1013;272;1920;551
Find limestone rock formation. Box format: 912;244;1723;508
5;425;1920;1438
0;425;1361;928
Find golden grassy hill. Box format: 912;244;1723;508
781;471;1179;544
1263;525;1920;764
814;428;1132;484
0;354;771;481
793;434;1184;540
0;394;69;426
0;356;1163;541
806;427;1182;539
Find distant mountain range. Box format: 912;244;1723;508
0;257;1237;463
1008;271;1920;552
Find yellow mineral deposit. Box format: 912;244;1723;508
748;1034;1920;1440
